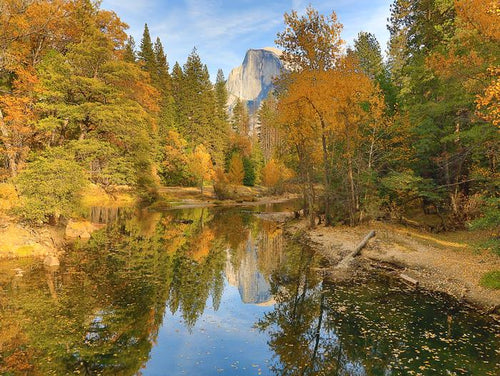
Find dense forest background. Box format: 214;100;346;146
0;0;498;244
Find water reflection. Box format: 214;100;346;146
0;207;284;374
0;206;498;375
257;243;500;375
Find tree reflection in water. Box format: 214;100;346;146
257;241;499;375
1;206;498;375
0;207;284;374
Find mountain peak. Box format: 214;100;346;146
226;48;284;124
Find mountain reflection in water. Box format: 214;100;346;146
0;205;498;376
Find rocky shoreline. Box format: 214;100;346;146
285;218;500;316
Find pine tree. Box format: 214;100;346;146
154;37;170;89
179;49;216;157
212;69;230;165
352;32;398;113
154;37;175;135
123;36;136;63
171;61;185;129
215;69;228;122
231;99;249;135
352;32;383;79
138;24;157;82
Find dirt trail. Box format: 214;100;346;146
289;220;500;313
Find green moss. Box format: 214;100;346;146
480;271;500;290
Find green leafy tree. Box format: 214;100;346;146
16;151;88;223
242;156;255;186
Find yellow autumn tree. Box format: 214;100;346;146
261;158;293;193
188;144;213;193
276;6;386;225
227;153;244;185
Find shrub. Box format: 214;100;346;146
213;167;235;200
15;155;88;224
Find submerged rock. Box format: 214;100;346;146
65;219;102;239
43;254;60;267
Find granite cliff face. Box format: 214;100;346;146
226;47;284;116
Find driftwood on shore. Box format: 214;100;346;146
335;230;376;269
400;273;419;287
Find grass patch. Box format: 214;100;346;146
480;270;500;290
474;238;500;256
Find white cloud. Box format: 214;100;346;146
149;0;285;76
101;0;392;77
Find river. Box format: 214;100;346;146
0;203;498;375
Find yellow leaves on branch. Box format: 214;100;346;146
261;159;293;188
188;144;214;187
477;67;500;128
278;55;385;156
455;0;500;41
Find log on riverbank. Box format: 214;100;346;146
335;230;376;269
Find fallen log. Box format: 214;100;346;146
335;230;376;269
351;230;376;257
400;273;419;287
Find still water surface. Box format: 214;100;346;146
0;203;498;375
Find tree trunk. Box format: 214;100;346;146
306;169;315;228
347;154;356;225
296;144;315;227
306;97;332;225
0;108;18;176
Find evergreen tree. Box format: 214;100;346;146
352;32;398;113
231;99;249;135
138;24;157;82
123;36;136;63
214;69;228;122
212;69;230;165
154;37;175;135
179;49;218;162
352;32;383;80
171;61;185;130
154;37;170;88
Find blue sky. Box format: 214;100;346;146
101;0;392;80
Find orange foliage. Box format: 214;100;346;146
477;67;500;128
261;158;293;188
191;228;215;262
455;0;500;41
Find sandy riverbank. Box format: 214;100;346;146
286;219;500;314
156;186;299;209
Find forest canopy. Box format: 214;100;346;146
0;0;498;241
